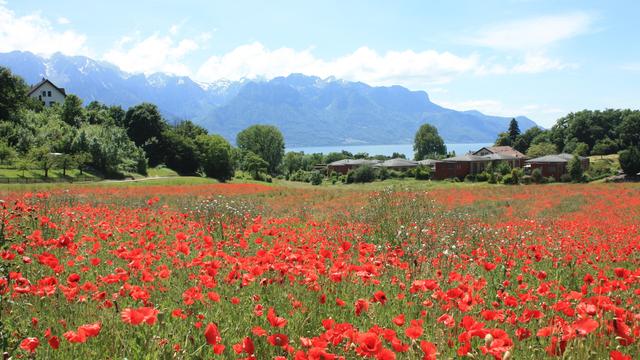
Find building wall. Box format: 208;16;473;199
529;163;566;180
434;162;471;180
29;83;65;107
327;165;356;175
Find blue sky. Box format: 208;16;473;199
1;0;639;127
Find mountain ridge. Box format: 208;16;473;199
0;51;538;146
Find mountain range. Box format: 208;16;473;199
0;51;538;146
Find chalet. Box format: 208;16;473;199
375;158;418;171
327;159;381;174
27;78;66;107
433;154;491;180
473;146;526;167
525;153;590;181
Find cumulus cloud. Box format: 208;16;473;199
196;42;479;88
104;32;204;76
0;3;88;56
467;12;594;51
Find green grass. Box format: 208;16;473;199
0;167;100;181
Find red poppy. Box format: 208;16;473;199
121;307;159;325
356;332;382;357
420;340;437;360
267;333;289;347
20;337;39;353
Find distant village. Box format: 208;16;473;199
325;146;589;181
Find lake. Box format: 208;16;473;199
286;143;492;158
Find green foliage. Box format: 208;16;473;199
573;142;590;156
591;138;618;156
0;141;16;165
531;168;544;184
527;142;558;158
309;171;323;185
494;132;512;146
161;128;200;175
0;66;29;121
568;155;584;182
346;165;376;183
617;112;640;148
195;134;234;181
508;118;520;141
76;125;146;177
502;168;523;185
124;103;168;166
236;125;285;175
61;94;86;127
27;146;56;178
413;123;446;160
619;146;640;177
414;165;432;180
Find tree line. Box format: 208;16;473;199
496;111;640;176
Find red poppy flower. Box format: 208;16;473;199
121;307;159;325
267;333;289;347
355;332;382;357
20;337;39;353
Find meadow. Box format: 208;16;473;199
0;181;638;359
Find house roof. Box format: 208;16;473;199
327;159;382;166
442;154;491;162
417;159;439;166
377;158;418;168
525;153;586;163
481;153;519;161
474;146;526;158
27;78;67;97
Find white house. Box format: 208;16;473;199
27;78;67;107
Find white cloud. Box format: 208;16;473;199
477;53;576;75
57;17;70;25
0;3;88;56
468;12;594;51
196;42;479;88
104;32;205;76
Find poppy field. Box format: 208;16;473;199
1;182;639;359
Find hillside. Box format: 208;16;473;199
0;51;538;146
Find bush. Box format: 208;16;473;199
476;172;489;182
560;173;572;182
521;175;533;185
488;172;498;184
567;155;584;182
502;168;523;185
464;174;476;182
531;168;544;184
378;167;390;180
290;169;312;182
346;165;377;183
619;146;640;176
495;161;512;176
309;171;323;185
546;176;556;183
414;165;432;180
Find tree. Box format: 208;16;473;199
124;103;168;166
236;125;285;175
28;146;56;178
567;155;584;182
73;152;92;175
0;141;16;165
55;153;76;177
61;94;86;127
508;118;520;142
242;151;269;179
162;129;200;175
617;112;640;148
77;125;146;177
494;132;512;146
413;124;446;160
591;138;618;156
619;147;640;177
526;142;558;158
195;134;234;181
573;142;590;156
0;67;29;121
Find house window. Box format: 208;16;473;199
42;90;47;97
38;95;42;100
48;91;52;97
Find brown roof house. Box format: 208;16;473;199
433;154;491;180
473;146;527;168
525;153;589;180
